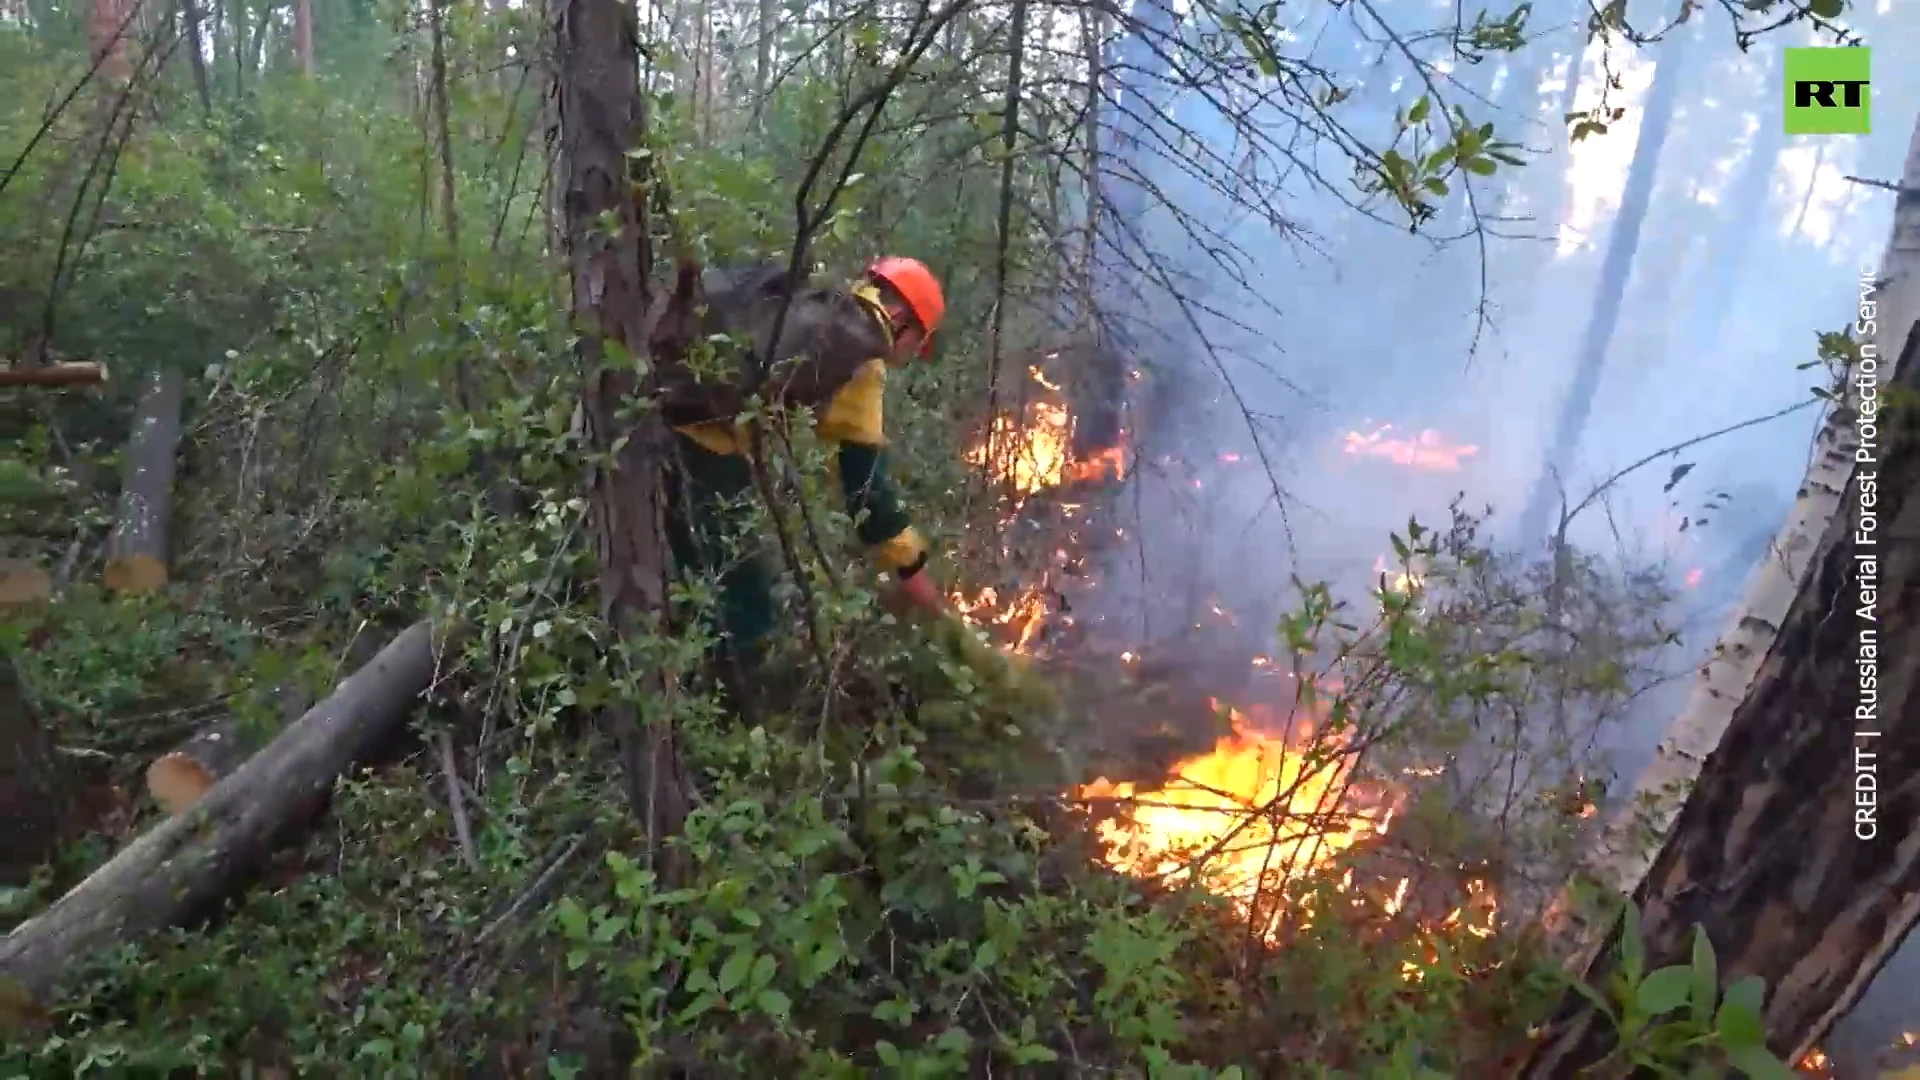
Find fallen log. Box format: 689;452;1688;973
104;366;184;595
145;686;311;816
0;362;107;388
145;719;262;816
0;620;444;1009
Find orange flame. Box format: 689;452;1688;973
1073;698;1502;965
1342;424;1479;472
1075;703;1392;907
964;369;1128;496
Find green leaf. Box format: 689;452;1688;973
1805;0;1844;17
973;940;1000;971
1726;1044;1796;1080
676;991;724;1023
1407;95;1431;124
1465;157;1497;176
749;952;776;990
755;988;792;1020
1690;927;1717;1025
718;949;753;993
1721;975;1767;1026
1636;966;1693;1016
1715;994;1765;1051
1620;902;1646;986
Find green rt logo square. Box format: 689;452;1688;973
1785;47;1870;135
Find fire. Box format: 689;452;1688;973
1797;1046;1831;1076
1371;555;1423;594
1342;423;1479;472
964;369;1129;496
948;583;1051;653
1075;702;1393;912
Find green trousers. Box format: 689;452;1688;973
664;435;778;673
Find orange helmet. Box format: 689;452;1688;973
866;256;945;356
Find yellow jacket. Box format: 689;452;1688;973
671;284;929;574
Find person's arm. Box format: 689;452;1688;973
836;440;929;576
821;360;945;613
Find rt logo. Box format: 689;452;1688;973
1784;46;1870;135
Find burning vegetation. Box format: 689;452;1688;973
953;366;1511;987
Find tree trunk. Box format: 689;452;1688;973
552;0;691;860
292;0;312;76
0;362;107;388
104;366;184;595
179;0;214;114
0;622;442;1006
753;0;774;108
1517;30;1689;546
1523;114;1920;1075
86;0;135;85
0;650;67;889
211;0;228;90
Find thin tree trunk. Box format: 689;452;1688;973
103;366;184;595
1076;2;1102;331
244;0;271;82
210;0;228;89
86;0;135;85
429;0;467;382
753;0;773;109
230;0;245;92
552;0;690;868
179;0;213;113
1524;112;1920;1075
291;0;312;75
1792;140;1830;239
1517;29;1689;546
0;623;443;1006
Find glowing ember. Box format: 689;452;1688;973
1075;703;1393;908
1797;1046;1832;1076
1342;424;1479;472
1683;566;1703;589
1371;555;1423;594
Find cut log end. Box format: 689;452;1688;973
145;754;217;816
0;560;51;608
103;553;167;595
145;718;267;816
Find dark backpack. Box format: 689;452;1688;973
643;259;893;427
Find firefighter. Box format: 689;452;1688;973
664;255;950;698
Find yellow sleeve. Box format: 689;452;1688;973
817;359;888;447
871;527;929;573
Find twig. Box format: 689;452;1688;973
1844;174;1920;198
438;730;479;871
475;832;589;943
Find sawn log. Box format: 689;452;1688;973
0;621;443;1007
0;362;107;388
